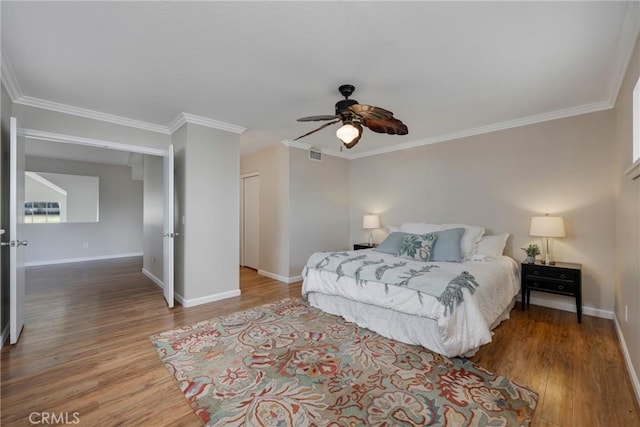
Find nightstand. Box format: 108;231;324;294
353;243;377;250
521;261;582;323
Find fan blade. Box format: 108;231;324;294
297;115;338;122
348;104;394;121
292;119;341;141
362;117;408;135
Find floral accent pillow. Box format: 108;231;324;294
398;233;438;262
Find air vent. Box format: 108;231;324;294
309;147;323;161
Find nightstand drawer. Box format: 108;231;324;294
523;266;577;281
524;278;576;295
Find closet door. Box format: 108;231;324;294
242;175;259;270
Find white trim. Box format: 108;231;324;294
21;128;168;157
258;269;302;284
281;139;312;150
614;314;640;406
0;323;9;350
518;294;614;319
167;112;246;135
142;268;163;289
626;158;640;180
16;96;170;134
174;289;241;308
25;172;67;197
1;47;21;101
240;171;260;179
25;252;143;267
605;1;640;106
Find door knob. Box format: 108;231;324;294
13;240;28;247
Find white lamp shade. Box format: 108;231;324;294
336;123;360;144
529;216;565;237
362;214;380;230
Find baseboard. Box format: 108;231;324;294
142;268;163;289
517;294;614;319
0;323;8;349
614;314;640;406
174;289;241;308
258;269;303;284
25;252;143;267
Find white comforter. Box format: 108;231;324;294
302;251;520;356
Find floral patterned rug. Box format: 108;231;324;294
150;298;537;426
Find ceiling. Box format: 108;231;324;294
2;1;639;161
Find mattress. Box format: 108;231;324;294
302;251;520;357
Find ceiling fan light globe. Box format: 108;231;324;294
336;123;360;144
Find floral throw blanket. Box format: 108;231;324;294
304;251;480;316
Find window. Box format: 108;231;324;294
25;201;61;223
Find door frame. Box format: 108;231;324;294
240;172;259;268
20;128;173;299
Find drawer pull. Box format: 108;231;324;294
560;274;566;279
558;285;564;290
533;271;539;276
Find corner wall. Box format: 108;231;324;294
175;123;240;305
613;33;640;401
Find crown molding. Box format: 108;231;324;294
1;48;21;101
605;1;640;106
349;101;613;159
167;112;246;135
16;95;171;134
280;139;312;150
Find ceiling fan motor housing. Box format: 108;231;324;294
335;99;358;116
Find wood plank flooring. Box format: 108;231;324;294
1;257;638;426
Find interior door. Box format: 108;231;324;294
242;175;259;270
162;144;175;308
9;117;26;344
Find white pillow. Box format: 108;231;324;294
441;224;485;260
399;222;485;260
386;225;400;233
399;222;441;234
473;233;510;261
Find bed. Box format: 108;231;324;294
301;223;520;358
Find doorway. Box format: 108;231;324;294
240;173;259;270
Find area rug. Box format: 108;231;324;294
150;298;537;426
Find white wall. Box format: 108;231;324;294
142;154;164;283
613;34;640;399
175;123;240;304
23;156;143;265
350;110;616;316
289;148;350;277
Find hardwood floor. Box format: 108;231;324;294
1;257;638;426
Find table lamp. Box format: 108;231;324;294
529;214;565;265
362;214;380;246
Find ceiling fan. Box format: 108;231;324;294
292;84;408;149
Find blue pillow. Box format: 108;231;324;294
375;232;410;254
430;227;465;262
375;228;465;262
